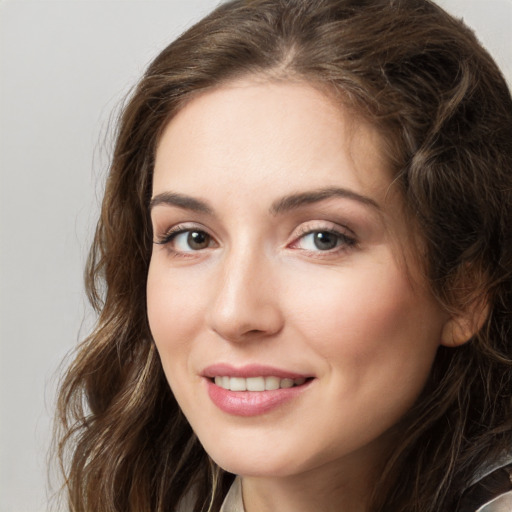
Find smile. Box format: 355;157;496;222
213;376;307;391
202;365;314;416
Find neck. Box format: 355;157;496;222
241;457;379;512
237;422;399;512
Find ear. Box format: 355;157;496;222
440;298;490;347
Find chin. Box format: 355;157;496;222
213;454;302;478
202;437;304;477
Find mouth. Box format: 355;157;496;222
210;375;312;391
202;364;315;416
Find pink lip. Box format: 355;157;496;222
201;363;314;417
201;363;309;379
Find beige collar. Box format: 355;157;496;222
220;477;244;512
475;490;512;512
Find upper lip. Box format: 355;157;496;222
201;363;312;379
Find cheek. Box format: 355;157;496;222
285;255;443;390
146;262;209;418
281;261;444;455
146;262;204;360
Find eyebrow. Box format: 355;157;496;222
269;187;380;215
149;192;214;214
149;186;380;215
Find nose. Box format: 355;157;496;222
206;247;284;343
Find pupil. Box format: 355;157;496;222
314;231;338;250
188;231;209;249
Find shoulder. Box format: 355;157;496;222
475;491;512;512
458;459;512;512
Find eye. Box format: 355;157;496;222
291;229;356;252
173;230;212;251
155;225;216;253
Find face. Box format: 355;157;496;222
147;78;449;481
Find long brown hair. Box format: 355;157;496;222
54;1;512;511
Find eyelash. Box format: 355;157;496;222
153;223;357;257
154;224;214;255
155;224;193;245
290;225;357;252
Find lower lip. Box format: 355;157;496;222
205;378;312;417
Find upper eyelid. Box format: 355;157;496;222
292;220;356;238
153;223;216;245
155;221;211;235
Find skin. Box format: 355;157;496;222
147;77;455;512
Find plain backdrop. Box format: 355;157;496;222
0;1;510;510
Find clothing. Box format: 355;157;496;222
460;459;512;512
475;491;512;512
219;477;244;512
219;464;512;512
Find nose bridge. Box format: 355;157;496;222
208;238;282;341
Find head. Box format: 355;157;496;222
57;1;512;511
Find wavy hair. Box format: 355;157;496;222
54;1;512;511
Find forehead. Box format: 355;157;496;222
153;77;393;205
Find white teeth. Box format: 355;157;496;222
246;377;265;391
230;377;247;391
213;376;308;391
265;376;280;390
280;378;294;388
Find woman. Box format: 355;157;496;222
55;0;512;511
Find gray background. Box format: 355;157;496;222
0;1;510;510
